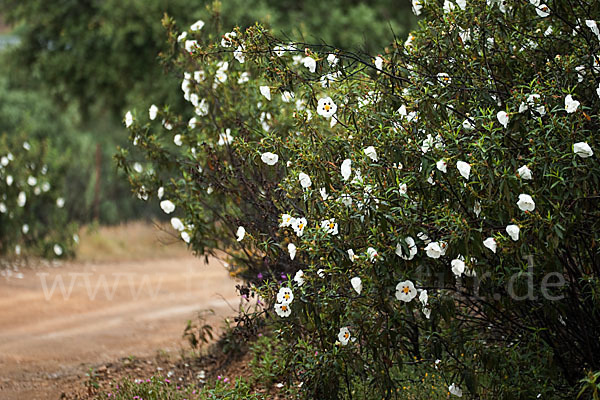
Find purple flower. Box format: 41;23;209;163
257;272;263;279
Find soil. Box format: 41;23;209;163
0;255;241;399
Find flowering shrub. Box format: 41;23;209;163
121;2;600;398
0;134;77;259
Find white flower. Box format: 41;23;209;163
517;193;535;212
451;258;466;277
535;3;550;17
149;104;158;120
238;72;250;84
41;182;50;192
221;31;237;47
317;97;337;119
506;224;520;241
180;231;191;243
280;214;295;228
259;86;271;100
348;249;357;262
157;187;164;199
423;307;431;319
518;165;533;180
163;120;173;130
586;20;600;38
27;176;37;186
473;201;481;217
236;226;246;241
17;192;26;207
497;111;509;128
195;99;209;116
218;129;233;146
419;289;428;306
280;91;295;103
177;31;187;42
374;56;383;71
288;243;297;260
338;327;351;345
367;247;379;262
399;183;407;195
0;203;6;213
449;383;463;397
350;277;362;294
412;0;423;15
301;57;316;73
437;72;451;85
188;117;198;129
6;175;13;186
341;159;352;181
53;244;63;256
483;237;497;253
565;95;580;113
340;194;352;207
261;152;279;165
298;172;312;188
56;197;65;208
456;161;471;180
424;242;443;259
292;217;307;237
396;236;417;260
436;159;447;173
160;200;176;214
364;146;378;162
234;45;245;63
320;218;339;235
294;269;305;286
462;118;475;130
173;134;183;146
274;302;291;317
395;280;417;302
22;224;29;234
277;287;294;304
573;142;593;158
327;53;339;66
171;217;185;231
317;269;325;278
421;134;434;153
456;0;466;9
443;0;455;12
124;111;133;127
190;20;205;31
184;40;198;53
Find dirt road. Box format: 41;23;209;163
0;255;239;399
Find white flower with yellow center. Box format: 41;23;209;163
338;327;351;345
412;0;423;15
218;129;233;146
437;72;451;85
320;218;339;235
234;45;245;63
276;287;294;304
424;242;443;259
317;97;337;119
292;217;307;237
274;302;291;318
280;214;295;228
395;280;417;302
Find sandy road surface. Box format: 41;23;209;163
0;255;239;399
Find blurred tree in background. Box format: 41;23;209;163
0;0;415;226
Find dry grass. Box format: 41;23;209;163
75;221;190;263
